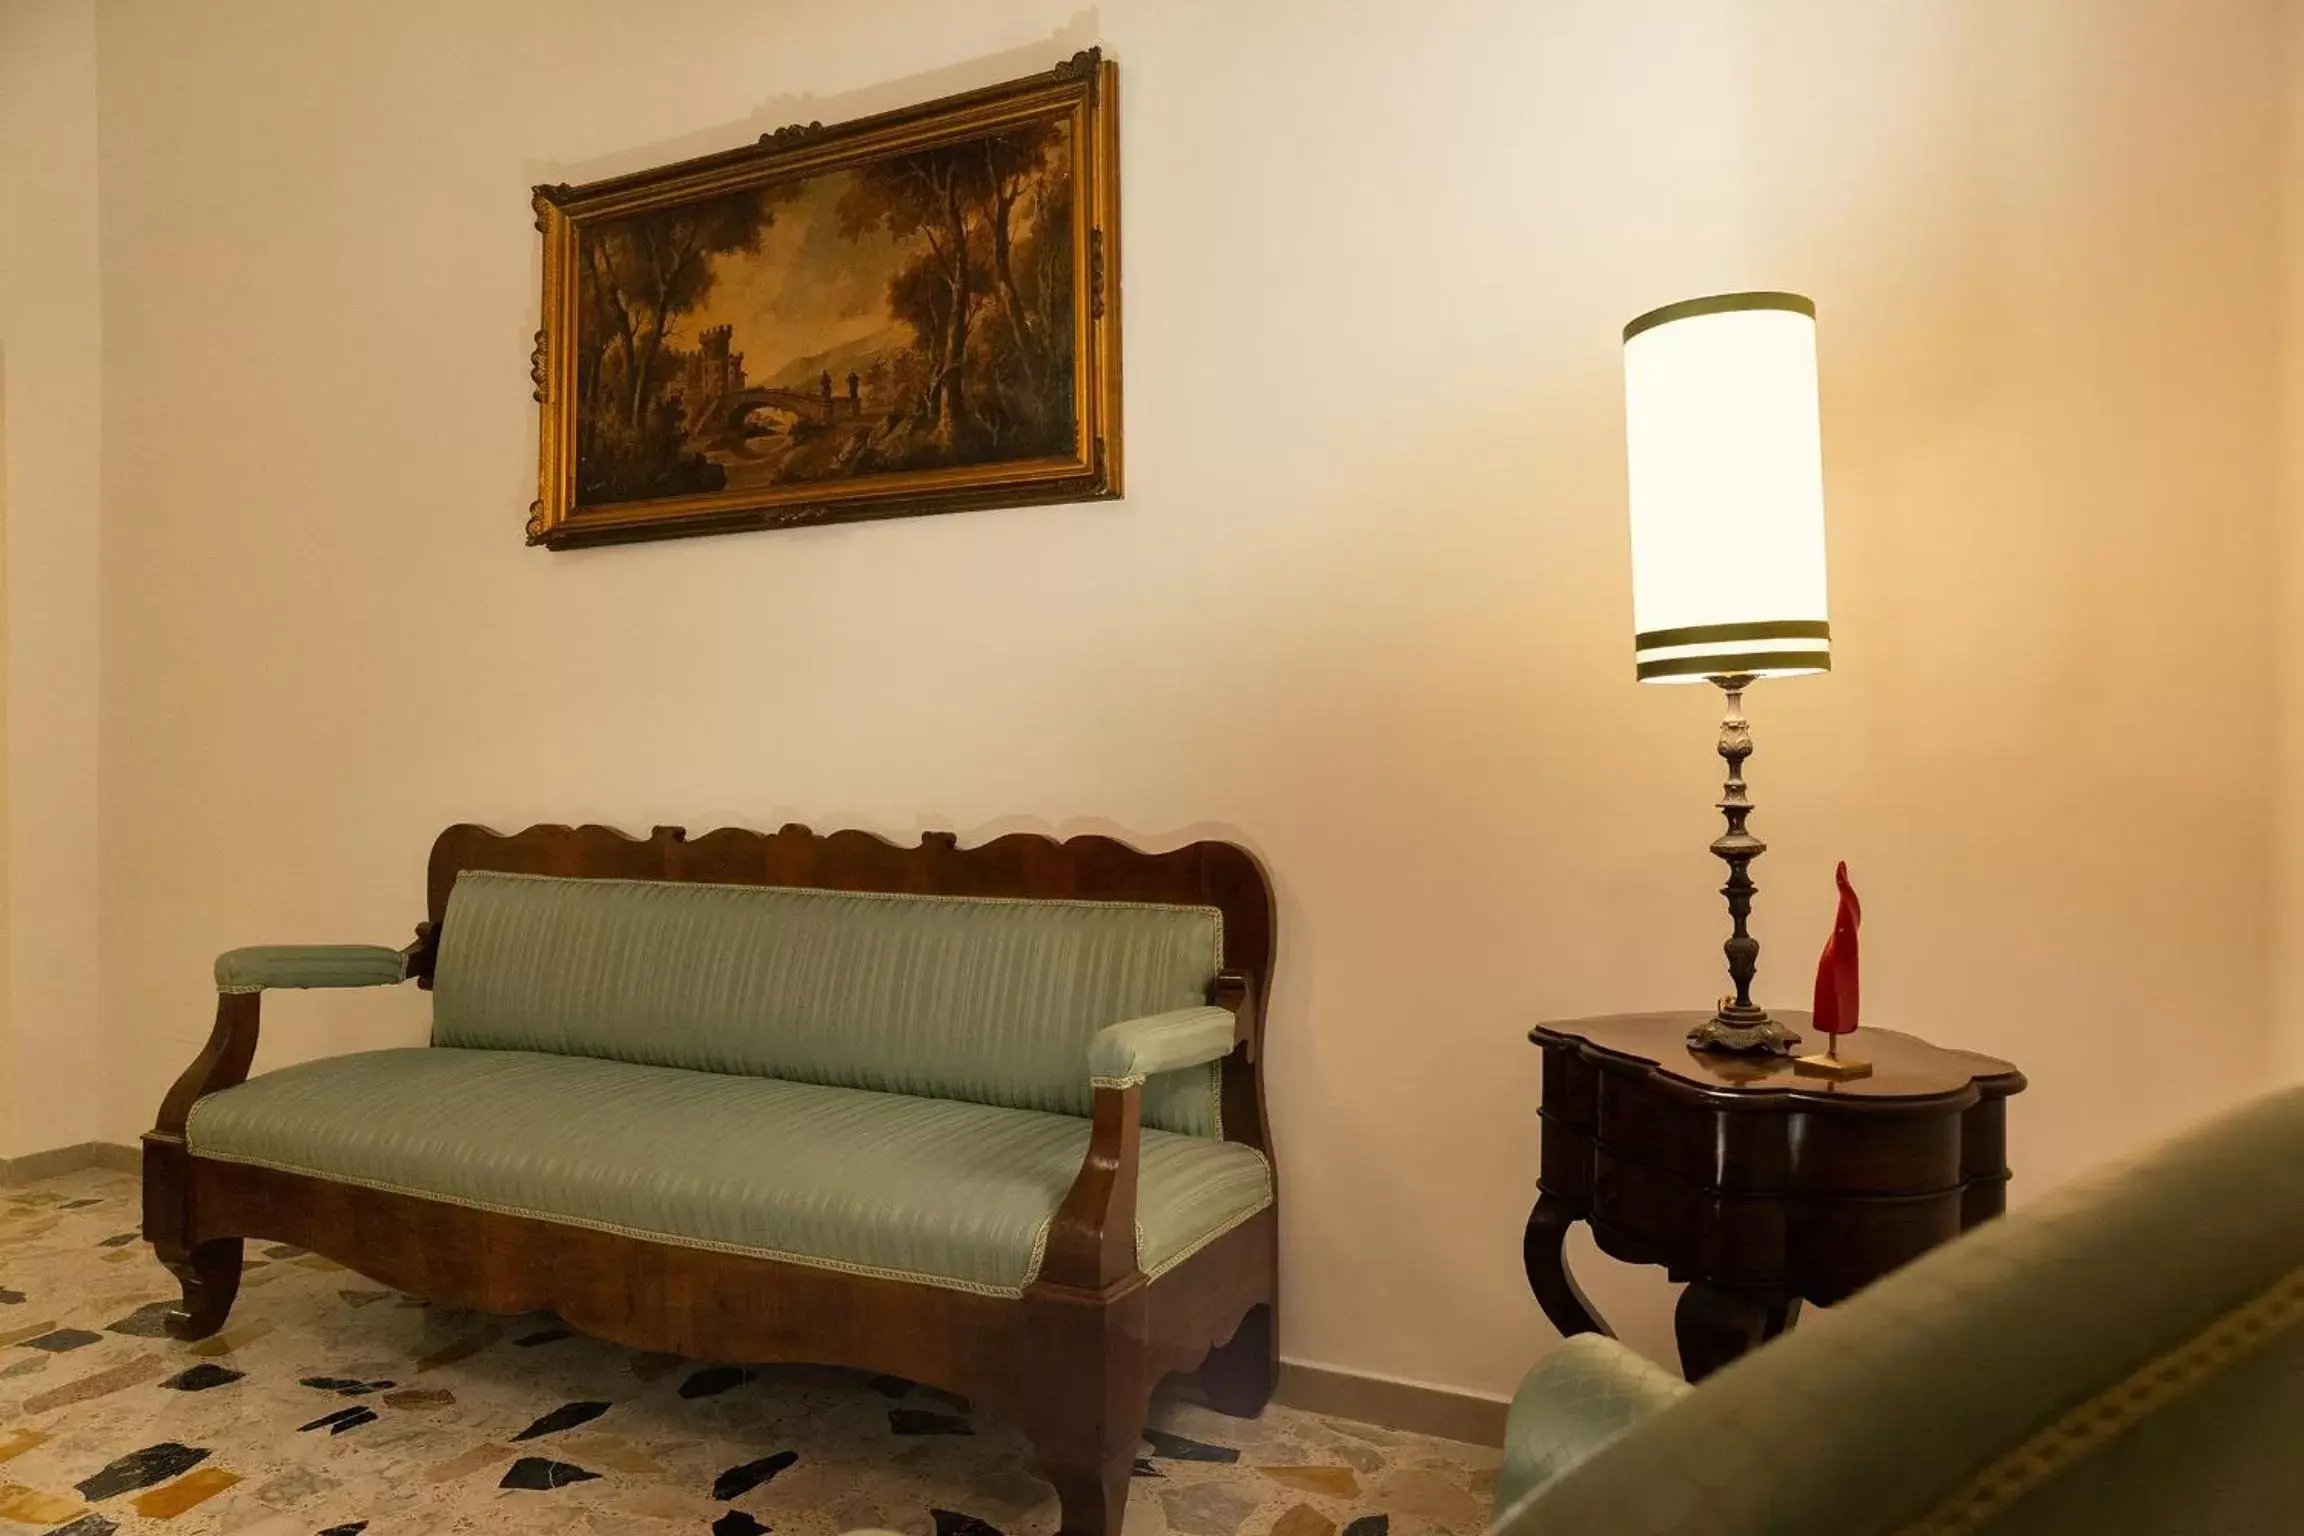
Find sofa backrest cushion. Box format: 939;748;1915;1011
430;870;1227;1136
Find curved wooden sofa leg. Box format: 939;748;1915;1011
1196;1299;1277;1417
159;1237;244;1340
1044;1452;1136;1536
1020;1276;1149;1536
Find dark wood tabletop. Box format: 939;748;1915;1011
1525;1011;2025;1379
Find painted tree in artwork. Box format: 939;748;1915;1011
832;121;1074;470
576;183;797;503
837;147;982;446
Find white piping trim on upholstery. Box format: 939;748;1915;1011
1143;1175;1274;1282
183;1144;1275;1298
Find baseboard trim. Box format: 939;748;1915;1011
1;1141;140;1185
1273;1357;1507;1446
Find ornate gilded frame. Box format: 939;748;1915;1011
527;50;1120;549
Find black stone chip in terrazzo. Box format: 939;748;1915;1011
95;1232;139;1248
889;1408;974;1436
298;1405;379;1434
712;1513;768;1536
1133;1458;1163;1477
1343;1518;1390;1536
917;1384;973;1414
866;1373;911;1398
932;1512;1005;1536
500;1456;600;1490
710;1450;797;1500
160;1363;244;1392
48;1515;117;1535
512;1400;611;1440
316;1524;368;1535
300;1376;394;1396
75;1442;211;1500
514;1327;573;1347
338;1290;393;1308
20;1328;103;1352
104;1301;178;1337
58;1198;102;1209
678;1365;753;1399
1142;1427;1239;1463
0;1287;23;1304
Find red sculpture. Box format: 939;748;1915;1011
1812;861;1862;1036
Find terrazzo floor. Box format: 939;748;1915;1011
0;1168;1500;1536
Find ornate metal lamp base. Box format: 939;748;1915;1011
1688;1003;1802;1055
1684;675;1802;1057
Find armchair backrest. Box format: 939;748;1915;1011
1496;1083;2304;1535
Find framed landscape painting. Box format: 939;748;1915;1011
527;51;1119;548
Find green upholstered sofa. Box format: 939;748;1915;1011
142;822;1281;1536
1489;1083;2304;1535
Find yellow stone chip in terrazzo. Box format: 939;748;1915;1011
22;1352;165;1413
561;1434;665;1475
382;1387;456;1410
1259;1465;1360;1497
0;1320;61;1346
422;1442;514;1484
187;1318;274;1356
132;1465;242;1517
0;1430;44;1463
0;1482;86;1523
1270;1505;1339;1536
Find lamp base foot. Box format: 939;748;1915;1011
1687;1004;1802;1055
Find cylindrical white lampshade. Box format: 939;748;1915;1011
1622;291;1829;684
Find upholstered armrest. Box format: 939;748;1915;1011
214;945;410;994
1088;1006;1237;1088
1492;1335;1691;1521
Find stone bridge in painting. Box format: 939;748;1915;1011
720;384;867;435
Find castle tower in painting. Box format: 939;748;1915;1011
687;324;746;398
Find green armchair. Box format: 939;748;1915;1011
1493;1084;2304;1535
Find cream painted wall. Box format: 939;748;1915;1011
0;0;104;1159
92;0;2286;1395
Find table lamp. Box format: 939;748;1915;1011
1622;291;1829;1054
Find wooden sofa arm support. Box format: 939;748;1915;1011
1039;971;1262;1292
152;931;429;1140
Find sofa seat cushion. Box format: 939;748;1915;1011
184;1049;1273;1298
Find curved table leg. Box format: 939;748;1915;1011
1674;1283;1800;1382
1523;1191;1614;1338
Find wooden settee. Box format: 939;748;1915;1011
142;822;1279;1535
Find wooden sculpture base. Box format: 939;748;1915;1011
1794;1036;1873;1080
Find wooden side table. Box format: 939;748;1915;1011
1524;1011;2025;1381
